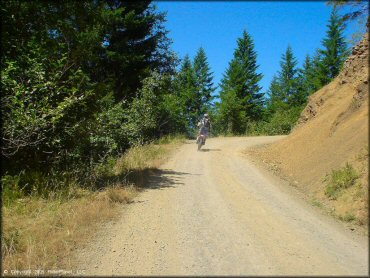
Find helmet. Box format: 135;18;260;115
204;113;209;118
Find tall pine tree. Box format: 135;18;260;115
277;45;300;106
235;31;264;121
218;59;246;134
307;49;326;92
103;1;176;101
267;45;308;122
318;8;349;85
266;75;284;114
218;30;264;134
176;54;198;129
193;47;216;116
296;54;314;103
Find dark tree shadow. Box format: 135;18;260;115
93;167;191;192
200;148;221;152
130;168;190;190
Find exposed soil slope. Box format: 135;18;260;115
76;137;367;276
248;34;369;224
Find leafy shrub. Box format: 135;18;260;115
325;163;359;200
123;71;188;144
246;106;304;136
2;174;25;206
2;169;85;202
1;45;98;173
89;94;130;160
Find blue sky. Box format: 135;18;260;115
155;1;358;97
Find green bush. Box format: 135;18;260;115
122;71;188;144
2;174;25;206
89;94;130;159
325;163;359;200
215;90;247;135
245;106;303;136
2;168;89;205
1;46;98;173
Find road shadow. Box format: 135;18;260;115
133;168;190;190
93;168;190;191
200;148;221;152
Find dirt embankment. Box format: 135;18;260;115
247;34;369;225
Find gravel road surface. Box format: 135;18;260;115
76;136;368;276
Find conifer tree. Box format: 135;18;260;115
218;30;264;134
308;49;327;91
277;45;300;105
296;54;314;104
235;31;264;121
176;54;198;129
319;8;349;84
193;47;216;115
218;90;246;134
266;75;284;114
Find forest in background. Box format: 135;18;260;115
1;1;367;200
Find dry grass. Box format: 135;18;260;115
2;186;138;271
2;136;184;272
324;163;359;200
114;135;186;175
114;144;164;174
103;185;138;204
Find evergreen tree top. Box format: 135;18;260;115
278;45;298;82
319;8;348;80
194;47;212;76
180;54;193;71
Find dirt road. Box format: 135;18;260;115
76;136;368;276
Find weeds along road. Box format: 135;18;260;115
76;136;368;276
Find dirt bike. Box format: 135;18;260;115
197;134;206;151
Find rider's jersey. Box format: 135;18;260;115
199;117;210;136
200;117;211;129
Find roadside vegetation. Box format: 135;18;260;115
2;135;185;270
325;163;359;200
307;146;369;226
325;147;369;225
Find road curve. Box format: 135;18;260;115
76;136;368;276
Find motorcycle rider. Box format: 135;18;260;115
196;113;211;145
